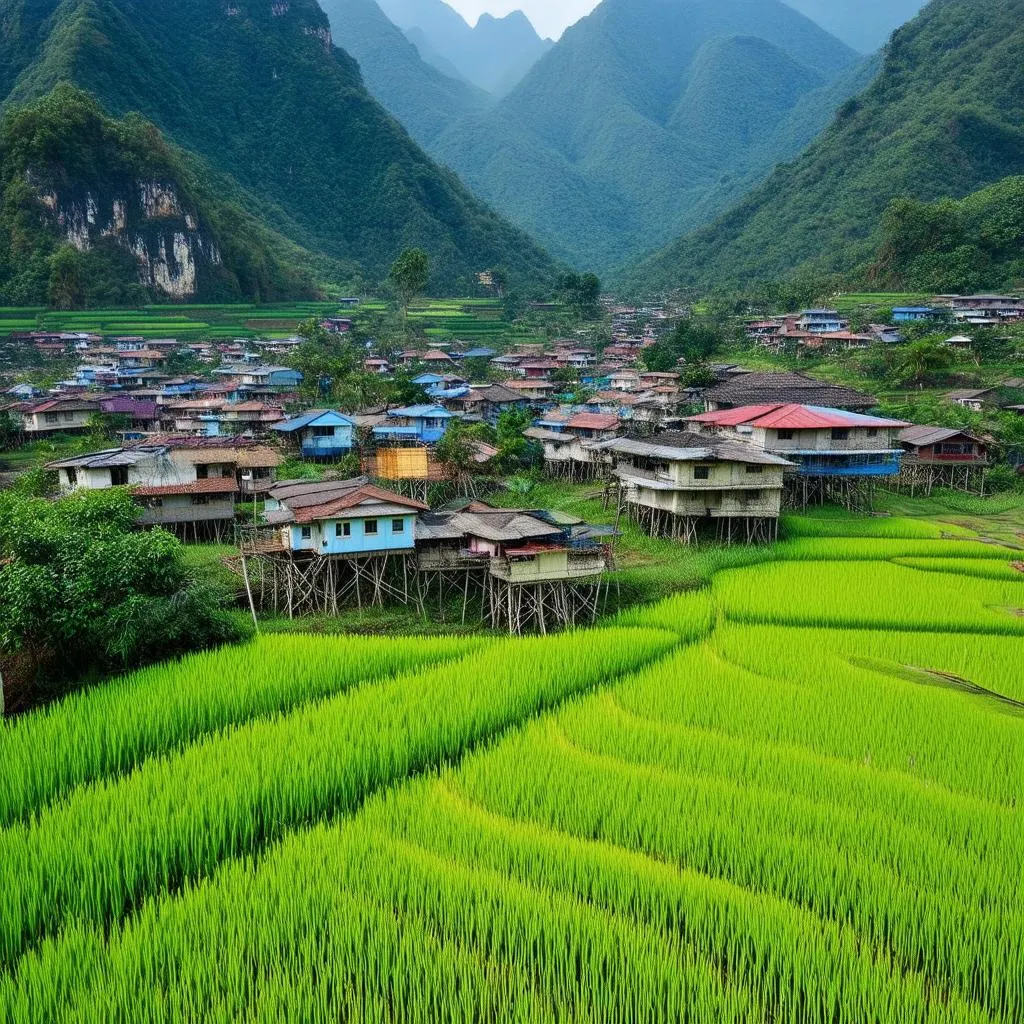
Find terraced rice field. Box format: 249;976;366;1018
1;517;1021;1021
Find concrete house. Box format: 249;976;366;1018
21;398;99;434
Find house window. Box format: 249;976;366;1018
866;428;879;438
311;427;334;438
777;430;795;441
336;522;352;538
62;412;75;422
747;490;762;501
392;519;405;534
196;465;209;480
44;413;61;424
831;429;850;442
66;468;78;486
110;467;129;486
147;498;163;509
300;526;313;540
745;465;763;474
364;519;379;536
191;495;210;506
693;466;710;480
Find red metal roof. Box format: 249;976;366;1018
690;404;908;430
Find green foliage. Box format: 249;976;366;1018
557;272;601;320
0;85;319;305
629;0;1024;292
0;1;558;297
871;178;1024;293
494;408;539;473
643;318;723;372
390;248;431;313
432;0;862;271
0;489;242;704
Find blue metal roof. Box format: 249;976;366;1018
412;373;445;385
273;410;354;433
387;405;454;419
463;347;496;358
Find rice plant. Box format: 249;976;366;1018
0;634;480;827
0;627;675;965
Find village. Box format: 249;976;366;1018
0;292;1022;634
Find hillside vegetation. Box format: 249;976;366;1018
870;175;1024;294
322;0;490;148
628;0;1024;293
0;86;320;306
0;0;557;298
432;0;863;270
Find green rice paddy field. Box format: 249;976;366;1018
0;299;528;343
1;513;1022;1021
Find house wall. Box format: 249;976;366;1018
25;409;93;433
662;461;786;490
289;514;417;555
137;494;235;525
759;427;900;453
630;483;782;518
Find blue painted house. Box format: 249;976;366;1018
373;405;454;444
892;307;938;322
272;410;355;459
264;479;426;556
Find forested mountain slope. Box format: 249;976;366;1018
377;0;552;96
0;86;317;305
432;0;861;270
627;0;1024;293
0;0;557;297
322;0;490;148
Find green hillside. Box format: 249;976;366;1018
0;86;320;306
433;0;861;271
322;0;491;147
870;175;1024;293
627;0;1024;293
0;0;558;298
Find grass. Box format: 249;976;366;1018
1;493;1021;1020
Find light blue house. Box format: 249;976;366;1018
373;405;454;444
272;410;355;459
265;480;426;556
892;307;938;322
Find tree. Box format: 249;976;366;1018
47;245;86;310
0;488;242;711
490;266;509;298
390;248;430;316
435;419;476;494
895;338;955;386
643;319;723;372
495;409;539;473
558;272;602;320
287;318;360;404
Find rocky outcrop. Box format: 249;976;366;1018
27;175;223;299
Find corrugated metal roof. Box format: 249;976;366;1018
898;425;983;447
595;432;791;466
273;410;354;432
690;404;907;430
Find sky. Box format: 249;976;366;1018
445;0;599;39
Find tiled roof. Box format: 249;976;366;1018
292;484;428;524
704;372;877;409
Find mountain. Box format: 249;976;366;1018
626;0;1024;294
783;0;927;53
377;0;553;95
0;0;558;300
432;0;861;270
0;86;318;306
869;176;1024;294
321;0;491;147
